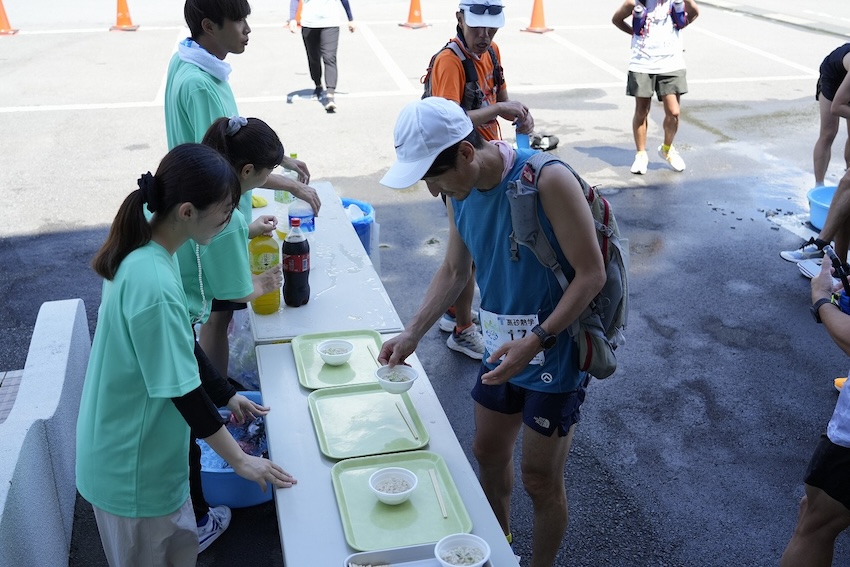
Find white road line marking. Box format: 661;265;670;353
543;33;626;82
689;27;818;74
0;75;816;114
357;23;418;94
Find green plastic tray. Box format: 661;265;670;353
331;451;472;552
291;329;383;390
308;384;430;459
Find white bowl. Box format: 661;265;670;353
368;467;417;505
316;339;354;366
434;533;491;567
374;364;418;394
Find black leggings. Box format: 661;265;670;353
301;26;340;91
190;340;237;521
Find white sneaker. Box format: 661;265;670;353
780;238;825;262
438;310;480;333
630;151;648;174
658;145;686;172
197;505;231;553
447;326;485;360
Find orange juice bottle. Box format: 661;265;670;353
248;235;280;315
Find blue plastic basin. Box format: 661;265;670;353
807;185;837;231
200;390;272;508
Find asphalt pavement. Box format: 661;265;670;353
2;0;850;565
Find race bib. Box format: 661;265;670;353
479;309;544;365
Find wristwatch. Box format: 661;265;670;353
811;297;836;324
531;324;557;350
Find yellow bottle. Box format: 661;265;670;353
248;235;280;315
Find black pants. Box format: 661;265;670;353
301;26;340;91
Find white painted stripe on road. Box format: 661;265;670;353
16;26;183;35
763;13;817;26
543;33;626;82
0;76;815;114
357;23;418;94
690;27;818;74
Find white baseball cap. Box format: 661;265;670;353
380;97;473;190
458;0;505;29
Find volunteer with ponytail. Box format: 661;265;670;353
76;143;296;567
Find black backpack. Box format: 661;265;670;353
421;39;504;111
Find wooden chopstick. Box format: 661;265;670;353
429;468;448;519
395;401;419;440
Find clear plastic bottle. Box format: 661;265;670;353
283;217;310;307
275;152;298;204
248;235;280;315
288;198;315;233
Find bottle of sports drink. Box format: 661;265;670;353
632;3;646;35
288;198;315;233
671;0;688;29
248;235;280;315
283;217;310;307
275;152;298;205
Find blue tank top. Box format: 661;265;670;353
452;149;584;393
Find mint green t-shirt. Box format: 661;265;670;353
76;242;201;518
163;53;254;229
177;208;254;323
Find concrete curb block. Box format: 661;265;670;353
0;299;91;567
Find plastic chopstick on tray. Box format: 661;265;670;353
367;344;381;368
396;401;419;440
429;468;448;519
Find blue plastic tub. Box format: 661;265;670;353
807;185;837;231
341;198;375;256
200;390;272;508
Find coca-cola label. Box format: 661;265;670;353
283;253;310;273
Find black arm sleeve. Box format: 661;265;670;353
171;385;226;439
194;341;237;407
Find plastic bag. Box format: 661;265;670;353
227;309;260;390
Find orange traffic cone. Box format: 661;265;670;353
399;0;428;29
522;0;552;34
0;0;18;35
110;0;139;32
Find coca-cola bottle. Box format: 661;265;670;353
283;217;310;306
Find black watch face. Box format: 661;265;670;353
543;334;556;349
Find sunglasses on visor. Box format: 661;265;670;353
461;3;504;15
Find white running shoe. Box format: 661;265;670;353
197;505;231;553
780;238;825;262
438;310;480;333
447;326;485;360
630;151;648;174
658;145;686;172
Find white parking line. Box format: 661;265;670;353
543;33;626;82
689;27;818;74
357;23;418;94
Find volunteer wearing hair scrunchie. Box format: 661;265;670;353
76;144;296;567
166;116;291;552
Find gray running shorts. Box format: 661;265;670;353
627;69;688;101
